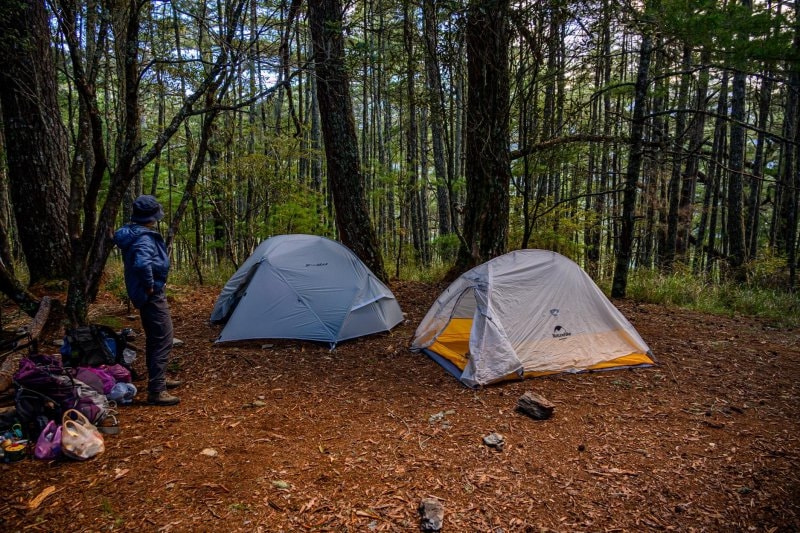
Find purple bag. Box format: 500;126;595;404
14;354;76;407
103;364;132;384
34;419;62;460
75;367;116;394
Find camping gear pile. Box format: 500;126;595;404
0;326;138;462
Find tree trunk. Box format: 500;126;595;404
454;0;512;272
404;0;424;265
611;33;652;298
0;119;16;271
0;0;72;284
646;40;666;268
588;0;612;275
663;46;692;270
726;66;748;280
0;260;40;317
695;72;729;274
679;50;711;261
746;76;772;258
422;0;452;237
774;0;799;289
308;0;387;282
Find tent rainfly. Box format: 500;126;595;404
211;234;403;346
411;250;655;387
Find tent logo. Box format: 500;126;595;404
552;325;571;339
305;262;328;267
549;308;560;317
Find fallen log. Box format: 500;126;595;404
0;296;52;394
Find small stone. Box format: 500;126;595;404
200;448;218;457
252;400;267;407
517;391;554;420
428;411;446;424
261;344;274;349
418;497;444;532
172;338;185;347
483;432;505;451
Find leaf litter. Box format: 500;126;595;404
0;281;798;531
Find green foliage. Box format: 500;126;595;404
398;256;454;283
625;267;799;328
104;260;130;308
432;233;460;264
508;198;585;258
268;194;325;236
169;262;236;288
659;0;794;67
625;267;708;307
192;148;329;244
228;502;250;513
744;251;790;290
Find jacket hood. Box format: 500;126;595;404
114;223;157;252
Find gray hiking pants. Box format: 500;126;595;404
140;292;173;394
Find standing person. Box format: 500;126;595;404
113;195;181;406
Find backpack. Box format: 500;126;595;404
13;353;110;438
13;354;72;439
14;386;64;440
61;325;119;367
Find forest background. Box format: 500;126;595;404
0;0;798;327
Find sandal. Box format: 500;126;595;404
97;411;120;435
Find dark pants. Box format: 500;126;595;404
140;292;173;394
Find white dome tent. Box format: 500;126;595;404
411;249;654;387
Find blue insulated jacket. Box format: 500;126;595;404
113;223;170;309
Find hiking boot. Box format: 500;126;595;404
165;379;182;389
147;391;180;406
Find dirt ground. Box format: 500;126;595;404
1;281;799;532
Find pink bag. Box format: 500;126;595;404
34;420;62;460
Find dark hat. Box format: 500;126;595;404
131;195;165;224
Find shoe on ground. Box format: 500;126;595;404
147;391;180;406
166;379;182;389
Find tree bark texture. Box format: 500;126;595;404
663;46;691;270
612;33;652;298
308;0;388;282
422;0;452;237
679;50;710;260
0;119;17;271
456;0;512;271
727;67;748;279
775;0;799;289
0;0;72;284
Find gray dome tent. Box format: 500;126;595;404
211;235;403;346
